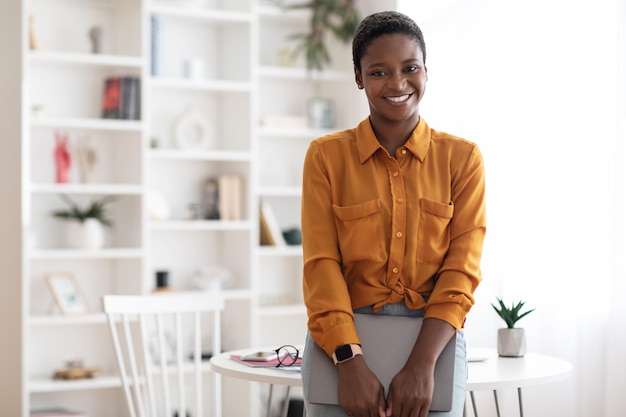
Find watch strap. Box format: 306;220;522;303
332;344;363;365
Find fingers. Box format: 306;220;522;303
378;387;387;417
385;393;393;417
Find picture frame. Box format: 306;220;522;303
45;273;89;315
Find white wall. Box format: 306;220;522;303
397;1;623;416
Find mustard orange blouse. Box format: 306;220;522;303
301;117;486;356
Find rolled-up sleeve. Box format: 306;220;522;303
301;141;360;356
425;144;486;328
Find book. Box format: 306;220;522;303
122;76;140;120
218;175;243;221
150;15;164;76
259;201;286;246
121;76;132;119
101;76;141;120
101;77;121;119
230;354;301;369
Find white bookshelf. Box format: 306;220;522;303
15;0;396;416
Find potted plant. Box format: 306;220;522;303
51;194;114;249
492;298;535;357
286;0;360;71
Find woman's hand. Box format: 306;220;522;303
337;355;387;417
386;363;435;417
385;318;456;417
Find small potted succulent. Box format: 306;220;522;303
51;194;114;249
492;298;535;357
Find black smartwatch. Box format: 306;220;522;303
332;344;363;365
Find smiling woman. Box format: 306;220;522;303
300;10;486;417
396;1;626;416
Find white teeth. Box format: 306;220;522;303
387;94;410;102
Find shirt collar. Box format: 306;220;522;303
356;117;431;163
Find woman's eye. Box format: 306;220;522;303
371;70;386;77
405;65;419;72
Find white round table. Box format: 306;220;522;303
210;347;573;417
464;347;572;416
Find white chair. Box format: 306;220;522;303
102;292;224;417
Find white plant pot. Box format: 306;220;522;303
497;328;527;357
66;219;105;249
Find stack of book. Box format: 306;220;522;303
101;76;141;120
218;174;243;221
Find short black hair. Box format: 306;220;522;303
352;11;426;72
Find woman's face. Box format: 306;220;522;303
355;33;427;125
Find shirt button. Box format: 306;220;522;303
393;172;399;177
397;198;404;203
401;149;407;155
396;232;403;238
392;267;399;273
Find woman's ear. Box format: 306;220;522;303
354;68;364;89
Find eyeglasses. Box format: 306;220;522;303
274;344;300;368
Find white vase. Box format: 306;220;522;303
66;219;105;249
497;328;527;357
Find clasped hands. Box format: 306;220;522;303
337;355;435;417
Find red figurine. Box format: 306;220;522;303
54;131;72;183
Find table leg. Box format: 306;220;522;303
469;391;479;417
493;390;501;417
280;386;292;417
267;384;274;417
518;388;524;417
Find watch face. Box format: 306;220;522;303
335;344;354;362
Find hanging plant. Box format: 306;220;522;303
286;0;360;71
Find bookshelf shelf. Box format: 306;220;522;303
257;126;335;139
149;77;251;93
149;220;251;231
257;65;353;81
28;51;143;68
29;375;122;393
257;4;309;19
30;117;143;132
29;314;108;326
149;5;251;22
29;248;143;260
149;148;252;162
258;186;302;197
29;183;143;195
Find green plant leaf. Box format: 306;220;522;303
285;0;360;71
491;297;535;328
50;194;115;227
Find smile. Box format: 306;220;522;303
385;93;413;103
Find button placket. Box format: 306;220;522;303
386;157;407;284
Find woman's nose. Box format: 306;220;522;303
387;72;407;89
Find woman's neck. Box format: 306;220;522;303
370;115;419;157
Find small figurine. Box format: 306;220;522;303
52;359;100;380
54;131;72;183
77;138;97;183
89;26;103;54
203;178;220;220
